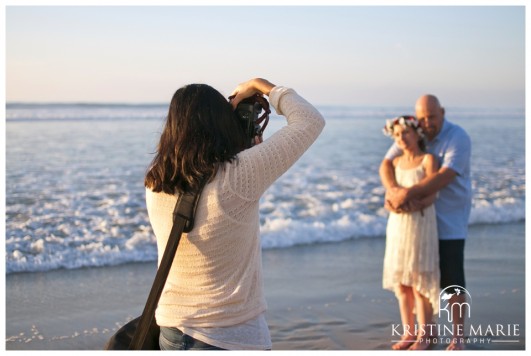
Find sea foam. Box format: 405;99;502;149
5;104;525;274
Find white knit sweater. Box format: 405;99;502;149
146;86;325;328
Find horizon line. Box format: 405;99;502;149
5;101;525;111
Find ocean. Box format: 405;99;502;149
5;103;525;274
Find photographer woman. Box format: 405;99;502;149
144;78;325;350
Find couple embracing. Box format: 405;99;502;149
380;95;472;351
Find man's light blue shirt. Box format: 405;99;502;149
385;119;472;240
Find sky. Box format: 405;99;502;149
4;4;527;108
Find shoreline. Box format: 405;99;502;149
5;222;526;351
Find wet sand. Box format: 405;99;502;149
5;222;525;351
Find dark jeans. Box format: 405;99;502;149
159;326;225;350
439;239;466;289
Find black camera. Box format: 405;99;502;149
236;98;263;141
234;94;271;146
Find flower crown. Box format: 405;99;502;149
382;115;425;138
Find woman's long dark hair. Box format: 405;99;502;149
145;84;247;194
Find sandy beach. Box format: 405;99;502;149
5;222;525;351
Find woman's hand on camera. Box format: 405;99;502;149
254;135;264;146
230;78;275;109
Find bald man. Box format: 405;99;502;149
380;95;472;350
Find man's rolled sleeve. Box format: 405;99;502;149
384;143;402;161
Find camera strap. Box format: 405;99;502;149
250;94;271;137
228;93;271;137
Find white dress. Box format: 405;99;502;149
382;155;440;313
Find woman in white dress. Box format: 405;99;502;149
381;116;440;350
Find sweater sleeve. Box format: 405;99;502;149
226;86;325;201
